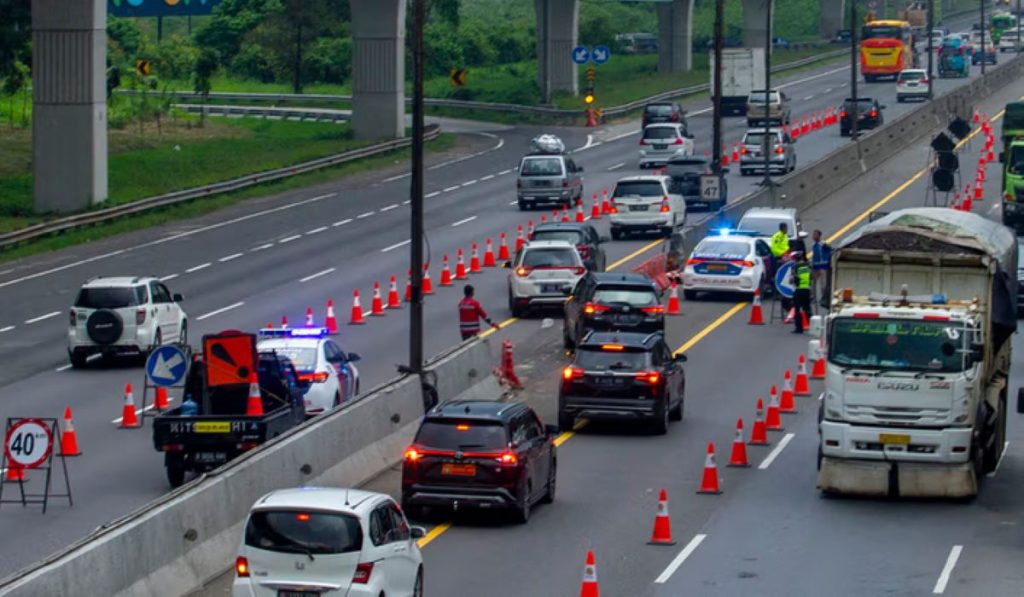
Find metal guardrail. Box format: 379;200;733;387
175;103;351;122
0;124;440;251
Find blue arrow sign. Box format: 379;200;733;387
774;261;796;299
146;345;188;387
572;46;590;65
592;45;611;65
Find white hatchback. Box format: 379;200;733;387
895;69;930;102
506;240;586;316
609;175;687;239
233;487;424;597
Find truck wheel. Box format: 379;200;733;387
984;392;1008;473
166;455;186;488
1017;387;1024;414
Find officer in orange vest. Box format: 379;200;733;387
458;285;499;340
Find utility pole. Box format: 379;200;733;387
542;0;552;104
927;0;934;99
410;0;425;373
981;0;987;75
762;0;773;196
850;0;859;141
712;0;724;175
1018;0;1022;54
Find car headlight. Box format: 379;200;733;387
952;396;970;424
824;392;841;420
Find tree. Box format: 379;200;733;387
193;49;219;126
0;0;31;82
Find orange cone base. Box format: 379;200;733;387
4;465;25;483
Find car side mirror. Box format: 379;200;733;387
673;354;688;363
503;261;512;269
173;293;184;302
798;230;809;239
545;423;560;436
348;352;361;362
410;526;427;539
578;166;585;172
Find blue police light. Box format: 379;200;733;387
931;294;947;305
258;327;329;339
715;227;733;236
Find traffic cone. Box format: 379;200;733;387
576;200;585;223
800;310;809;331
697;442;722;494
455;249;468;280
801;117;810;135
499;232;511;260
647;488;676;545
721;144;730;166
748;289;765;325
349;290;365;324
483;238;496;267
561;205;571;223
987;147;995;163
280;314;289;329
749;399;769;446
152;386;169;411
580;550;600;597
766;385;784;431
975;182;983;201
516;225;526;252
727;419;750;467
119;383;141;429
422;265;433;295
812;351;826;379
784;307;795;325
973;108;979;124
305;306;314;328
527;219;535;239
370;281;385;316
591;195;602;219
4;463;24;483
245;374;264;417
601;194;611;215
470;243;482;274
666;280;681;315
440;255;453;286
387;275;401;309
61;406;82;457
795;355;811;396
792;125;801;140
780;370;797;413
732;142;740;163
325;299;339;334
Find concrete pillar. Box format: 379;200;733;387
350;0;405;140
535;0;580;98
742;0;772;50
32;0;107;213
820;0;845;39
657;0;694;73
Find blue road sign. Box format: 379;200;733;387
774;262;796;299
572;46;590;65
592;45;611;65
146;345;188;387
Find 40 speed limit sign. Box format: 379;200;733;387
4;418;54;469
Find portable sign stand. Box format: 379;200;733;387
142;343;191;422
0;417;73;514
772;261;796;324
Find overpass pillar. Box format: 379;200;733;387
820;0;845;39
536;0;580;98
742;0;773;50
350;0;405;140
32;0;108;213
657;0;694;73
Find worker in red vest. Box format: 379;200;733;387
459;285;499;340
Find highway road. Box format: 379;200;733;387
0;9;1008;581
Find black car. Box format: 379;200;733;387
559;331;686;434
563;272;664;348
839;98;885;136
530;222;609;272
401;400;557;523
642;101;688;129
666;155;728;211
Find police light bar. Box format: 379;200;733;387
258;327;329;339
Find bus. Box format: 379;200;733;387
991;13;1017;44
860;20;915;81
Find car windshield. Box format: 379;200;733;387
245;510;362;555
748;92;780;104
899;71;925;81
743;133;780;147
415;420;508;449
862;25;902;40
261;346;318;370
614;181;664;197
532;230;585;245
829;318;966;372
1008;146;1024;175
693;240;750;259
522;248;579;267
592;286;658;306
645;104;674;116
576;348;649;371
520;157;563;176
75;286;144;309
737;215;788;236
643;126;679;140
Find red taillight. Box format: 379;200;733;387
673;137;683;145
840;110;847;118
572;266;586;275
729;260;755;268
923;315;951;321
160;443;184;452
637;371;660;384
921;78;929;84
609;200;618;213
671;113;680;122
576;244;590;258
69;309;77;326
740;146;748;155
563;367;584;380
404;448;420;461
641;306;665;314
774;146;784;155
352;562;374;584
584;303;611;315
515;266;531;277
136;308;146;325
639;138;646;145
499;452;518;464
296;513;311;522
685;258;705;267
299;372;330;383
235;556;250;578
870;109;878;118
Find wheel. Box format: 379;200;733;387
541;459;557;504
610;228;622;241
178;320;187;347
166;455;186;488
413;569;423;597
661;226;673;238
513;479;532;524
69;350;88;369
897;96;904;103
651;396;669;435
840;128;849;137
669;396;683;421
683;289;697;300
983;394;1007;473
333;392;342;408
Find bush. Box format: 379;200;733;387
232;43;277;83
423;22;464;77
305;37;353;84
459;22;499;66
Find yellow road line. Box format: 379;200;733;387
416;521;452;549
606;238;665;271
672;302;749;356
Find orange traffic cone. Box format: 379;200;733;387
422;265;434;295
647;488;676;545
470;243;482;274
387;275;401;309
728;418;750;467
721;144;730;166
516;225;526;252
305;306;314;328
349;290;365;324
576;200;585;223
440;255;453;286
795;355;811;396
580;550;600;597
4;463;24;483
280;314;289;329
800;309;810;331
749;399;769;446
731;142;740;163
666;280;681;315
370;281;385;316
61;406;82;456
697;442;722;494
152;386;170;411
561;205;571;223
245;374;264;417
119;383;141;429
455;249;468;280
405;272;413;303
483;238;496;267
499;232;511;260
748;289;765;325
325;299;339;334
811;350;826;379
591;195;602;219
766;385;784;431
780;370;797;413
527;219;535;239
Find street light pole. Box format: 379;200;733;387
981;0;987;75
851;0;859;141
762;0;773;192
409;0;425;373
712;0;724;175
927;0;934;99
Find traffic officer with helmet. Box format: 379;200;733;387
458;284;499;340
790;251;812;334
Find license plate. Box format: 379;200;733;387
541;284;562;293
593;377;624;386
442;463;476;476
195;452;227;463
707;264;728;272
879;434;911;445
629;204;649;212
653;144;666;150
279;591;319;597
194;421;230;433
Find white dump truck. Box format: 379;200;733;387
809;208;1017;498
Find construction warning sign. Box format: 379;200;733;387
202;331;257;387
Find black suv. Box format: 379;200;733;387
642;101;687;128
401;400;557;523
839;98;885;136
563;273;664;349
559;331;686;434
530;222;609;272
666;155;728;211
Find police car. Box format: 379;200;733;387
256;328;361;416
681;230;771;300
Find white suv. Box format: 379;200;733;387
68;276;187;367
233;487;425;597
609;175;687;239
506;240;586;316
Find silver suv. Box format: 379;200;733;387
68;276;187;367
516;153;585;210
739;128;796;175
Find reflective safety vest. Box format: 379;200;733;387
770;231;790;257
794;263;812;290
459;297;488;334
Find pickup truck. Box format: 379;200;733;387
153;332;308;487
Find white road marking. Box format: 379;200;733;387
654;534;707;584
251;243;274;251
382;240;411;253
608;162;626;171
0;326;15;333
86;353;101;362
278;235;302;244
299;268;336;283
824;87;833;93
987;441;1010;477
758;433;795;470
55;364;72;372
427;132;504;171
803;95;814;101
306;226;328;235
575;135;596;152
186;263;212;273
461;180;478;187
379;204;399;212
508;200;518;205
608;128;641;141
25;311;61;325
480;174;495;181
443;185;460;193
356;211;374;219
383;172;411;182
159;274;180;282
932;545;963;594
425;191;441;198
111;399;176;425
498;169;512;175
451;216;477;227
332;218;352;227
402;200;411;205
196;301;244;321
218;253;243;262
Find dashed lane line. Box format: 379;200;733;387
111;397;177;424
461;180;478;187
299;268;336;283
425;191;441;199
379;204;399;213
654;534;708;584
932;545;963;594
382;240;411;253
356;212;375;219
159;274;180;282
306;226;328;235
252;243;274;251
218;253;243;262
196;302;245;321
451;216;477;227
758;433;795;470
333;219;352;228
443;185;460;193
186;263;212;273
608;162;626;171
25;311;61;325
278;235;302;244
0;326;15;333
480;174;495;181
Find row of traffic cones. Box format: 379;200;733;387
951;111;995;213
719;108;840;164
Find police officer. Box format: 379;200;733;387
458;285;499;340
768;222;790;281
810;229;833;310
790;252;812;334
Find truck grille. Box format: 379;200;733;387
844;405;950;425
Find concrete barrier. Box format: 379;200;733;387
0;339;500;597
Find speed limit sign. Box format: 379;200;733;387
4;418;54;469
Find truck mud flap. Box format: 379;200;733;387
818;457;978;498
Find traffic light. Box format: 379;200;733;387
583;86;595;105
